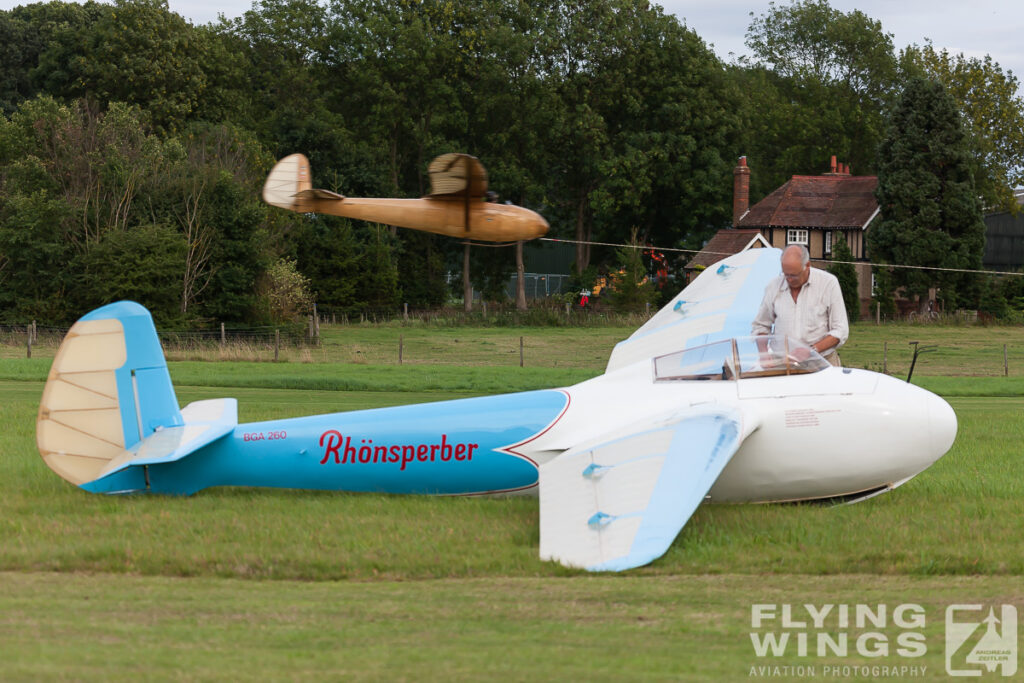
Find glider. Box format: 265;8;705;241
262;152;549;242
36;246;957;571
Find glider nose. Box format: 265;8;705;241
926;391;957;458
528;212;549;239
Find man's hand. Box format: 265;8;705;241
788;346;812;363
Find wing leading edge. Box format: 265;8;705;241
539;406;756;571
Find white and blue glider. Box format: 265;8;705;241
37;246;957;571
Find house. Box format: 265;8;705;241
687;156;878;315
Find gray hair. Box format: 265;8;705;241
782;244;810;267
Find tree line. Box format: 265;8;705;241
1;0;1021;325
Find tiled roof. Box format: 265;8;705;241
737;175;878;229
685;229;766;269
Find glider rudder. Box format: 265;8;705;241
262;153;316;212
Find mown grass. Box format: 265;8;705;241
2;321;1023;679
2;372;1022;579
2;571;1019;681
6;317;1024;377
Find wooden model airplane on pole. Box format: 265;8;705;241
262;153;549;242
36;247;957;572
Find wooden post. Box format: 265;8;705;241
1004;344;1009;377
313;303;320;339
274;329;280;362
876;301;880;325
404;302;408;321
463;243;473;312
399;335;403;365
220;322;226;348
515;241;527;311
883;341;887;374
519;336;524;368
26;326;32;359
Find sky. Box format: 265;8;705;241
2;0;1023;85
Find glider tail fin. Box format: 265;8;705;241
263;153;338;212
36;301;184;488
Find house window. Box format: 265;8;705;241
787;229;808;245
824;231;833;255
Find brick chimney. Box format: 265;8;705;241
733;156;750;225
826;155;851;176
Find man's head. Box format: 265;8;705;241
781;245;810;290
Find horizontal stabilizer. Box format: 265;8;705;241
295;188;345;201
539;406;754;571
92;398;237;481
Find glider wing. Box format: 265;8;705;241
606;246;782;372
539;405;757;571
426;153;488;197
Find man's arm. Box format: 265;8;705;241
750;287;776;337
820;278;849;351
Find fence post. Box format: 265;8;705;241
399;334;403;365
404;302;408;321
274;328;280;362
1004;344;1009;377
220;322;225;348
313;303;320;338
876;302;880;325
31;320;36;345
26;326;32;359
883;341;887;374
519;336;524;367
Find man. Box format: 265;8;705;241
751;244;849;366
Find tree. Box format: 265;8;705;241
356;225;402;313
36;0;209;133
70;223;188;326
545;0;740;270
744;0;897;96
605;229;658;313
867;77;987;311
826;237;859;323
899;42;1024;213
258;257;313;323
739;0;899;185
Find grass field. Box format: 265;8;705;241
1;322;1023;680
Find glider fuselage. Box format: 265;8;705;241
303;196;549;242
83;361;956;503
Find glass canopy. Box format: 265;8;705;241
653;336;830;382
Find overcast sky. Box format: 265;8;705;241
3;0;1022;85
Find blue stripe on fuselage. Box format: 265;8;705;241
95;389;569;496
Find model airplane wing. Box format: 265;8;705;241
606;246;782;372
539;405;757;571
426;153;488;197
